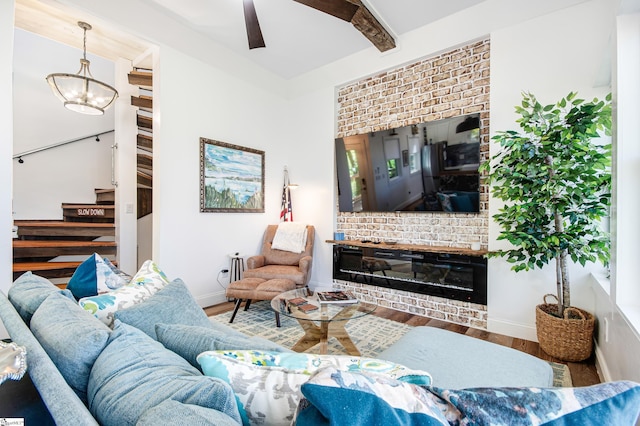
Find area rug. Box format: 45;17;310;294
209;301;411;358
550;361;573;387
209;301;572;387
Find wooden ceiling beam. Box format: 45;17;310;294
348;1;395;52
293;0;359;22
295;0;395;53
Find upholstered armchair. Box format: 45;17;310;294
243;224;315;287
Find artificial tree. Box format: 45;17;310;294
480;92;612;318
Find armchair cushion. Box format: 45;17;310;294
244;264;306;284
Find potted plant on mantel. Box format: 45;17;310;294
479;91;612;362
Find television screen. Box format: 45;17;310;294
335;113;480;213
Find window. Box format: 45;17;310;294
383;137;401;180
408;136;422;174
346;149;362;200
386;158;399;179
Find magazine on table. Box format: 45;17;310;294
316;290;358;304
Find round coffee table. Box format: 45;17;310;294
271;288;377;355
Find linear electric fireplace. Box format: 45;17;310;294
332;244;487;305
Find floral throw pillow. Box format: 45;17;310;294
196;350;432;426
78;260;170;327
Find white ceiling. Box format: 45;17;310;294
142;0;487;78
16;0;487;79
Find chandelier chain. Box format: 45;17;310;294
82;25;87;61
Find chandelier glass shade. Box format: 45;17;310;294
46;22;118;116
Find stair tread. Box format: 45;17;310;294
14;221;115;228
61;204;115;209
14;240;116;248
13;261;82;272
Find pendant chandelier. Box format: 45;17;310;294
46;21;118;116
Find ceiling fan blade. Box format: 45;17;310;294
243;0;265;49
293;0;360;22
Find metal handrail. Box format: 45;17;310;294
13;130;115;163
111;142;118;187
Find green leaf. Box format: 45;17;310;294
485;91;611;298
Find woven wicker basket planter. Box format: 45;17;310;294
535;294;595;362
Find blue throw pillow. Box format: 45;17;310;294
87;321;241;426
296;367;449;426
436;192;455;212
155;323;291;369
67;253;128;299
114;278;212;340
30;292;111;402
296;367;640;426
8;271;74;325
430;380;640;426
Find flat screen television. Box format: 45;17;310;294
335;113;481;213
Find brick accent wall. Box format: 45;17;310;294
335;280;488;330
333;38;491;329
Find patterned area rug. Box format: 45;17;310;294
209;300;572;387
209;301;411;358
550;361;573;387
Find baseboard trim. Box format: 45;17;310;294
487;318;538;342
593;341;611;383
196;290;228;309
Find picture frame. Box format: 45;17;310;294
200;138;265;213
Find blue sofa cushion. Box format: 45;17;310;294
155;323;291;369
87;321;241;426
8;272;74;325
378;326;553;389
136;399;240;426
30;292;111;403
114;278;212;340
449;194;473;212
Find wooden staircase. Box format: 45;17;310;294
12;189;117;280
12;68;154;281
128;69;153;219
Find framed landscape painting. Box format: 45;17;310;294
200;138;265;213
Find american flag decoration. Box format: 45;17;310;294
280;167;293;222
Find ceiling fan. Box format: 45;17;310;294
242;0;395;52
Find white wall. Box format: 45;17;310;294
488;0;615;340
595;10;640;384
152;47;301;306
0;3;15;342
12;29;115;220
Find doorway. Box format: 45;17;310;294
343;134;373;212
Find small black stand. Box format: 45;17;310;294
230;253;245;283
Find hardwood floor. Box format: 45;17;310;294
204;302;601;387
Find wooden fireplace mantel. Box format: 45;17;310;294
326;239;488;256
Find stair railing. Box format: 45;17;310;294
111;142;118;187
13;130;115;163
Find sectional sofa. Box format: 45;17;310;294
1;269;639;426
